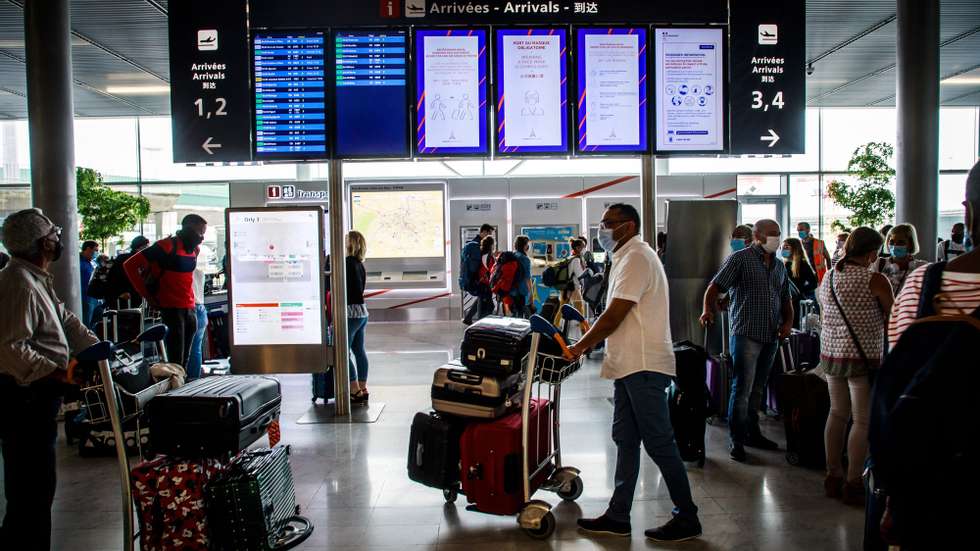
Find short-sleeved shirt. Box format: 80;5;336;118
600;236;675;380
712;245;790;343
888;264;980;348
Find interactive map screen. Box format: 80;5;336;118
228;209;324;346
350;187;446;259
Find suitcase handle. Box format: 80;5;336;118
447;371;483;385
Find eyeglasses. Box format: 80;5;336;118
47;226;63;238
599;219;628;230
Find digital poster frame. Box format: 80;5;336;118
331;28;412;159
413;28;491;157
652;26;730;155
494;27;571;156
574;27;650;154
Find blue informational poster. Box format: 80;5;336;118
334;30;410;158
576;27;648;153
415;29;489;156
654;27;726;153
495;28;569;155
521;226;577;243
253;31;328;160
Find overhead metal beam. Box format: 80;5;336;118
808;25;980;106
866;62;980;106
806;14;896;67
941;87;980;105
144;0;167;15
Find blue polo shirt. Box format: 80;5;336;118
712;245;790;343
79;254;95;298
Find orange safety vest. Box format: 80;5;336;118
811;238;828;283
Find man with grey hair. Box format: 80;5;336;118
0;208;99;550
701;219;793;463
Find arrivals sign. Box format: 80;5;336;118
730;0;806;154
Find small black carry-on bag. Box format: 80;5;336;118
669;341;711;467
407;411;468;495
207;445;313;551
460;316;533;377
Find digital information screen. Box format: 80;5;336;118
496;28;569;155
253;31;328;159
228;209;324;346
351;187;446;259
415;29;489;156
576;28;648;153
654;27;726;152
334;30;410;158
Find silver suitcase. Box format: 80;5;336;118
430;363;523;419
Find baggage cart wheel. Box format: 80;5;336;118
523;511;556;540
557;476;584;502
272;515;314;550
786;451;800;466
443;487;459;503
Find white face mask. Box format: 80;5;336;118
762;236;782;254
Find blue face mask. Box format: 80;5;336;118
798;231;809;240
730;239;747;252
781;249;792;259
597;227;619;252
890;245;909;259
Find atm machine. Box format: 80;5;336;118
511;198;583;310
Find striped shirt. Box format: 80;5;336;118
887;265;980;348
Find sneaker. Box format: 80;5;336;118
824;474;844;499
577;514;631;537
729;443;747;462
645;516;702;542
746;434;780;451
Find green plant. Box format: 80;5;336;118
826;142;896;230
76;167;151;249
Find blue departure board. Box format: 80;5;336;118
253;31;328;160
334;30;410;158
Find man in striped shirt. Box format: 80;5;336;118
889;161;980;347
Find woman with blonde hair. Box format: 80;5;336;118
874;223;928;293
345;231;371;404
781;237;818;327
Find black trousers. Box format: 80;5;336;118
160;307;198;368
0;377;62;551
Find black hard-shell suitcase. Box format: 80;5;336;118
311;369;335;404
407;412;466;491
669;342;710;467
461;316;533;376
777;340;830;468
147;375;281;457
207;445;313;551
431;362;522;419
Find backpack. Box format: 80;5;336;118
541;258;573;289
86;257;115;299
868;262;979;547
478;254;495;287
458;240;481;293
490;252;521;296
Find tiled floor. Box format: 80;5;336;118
2;321;866;550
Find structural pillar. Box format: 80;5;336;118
24;0;81;313
641;154;657;245
896;0;940;260
328;160;351;417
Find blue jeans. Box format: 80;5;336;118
607;371;698;524
185;304;208;380
348;317;369;383
728;335;780;445
82;297;101;329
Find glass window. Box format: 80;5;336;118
739;203;778;226
0;121;31;184
939;108;979;171
74;118;139;182
821;174;896;237
820;108;897;172
938;172;968;239
737;174;781;196
789;174;821;239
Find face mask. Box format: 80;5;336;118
730;239;747;252
762;236;782;254
597;228;618;252
890;245;909;259
51;240;63;262
179;229;204;251
780;249;792;259
798;231;809;240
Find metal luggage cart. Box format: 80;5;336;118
514;323;585;539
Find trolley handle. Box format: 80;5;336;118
529;315;575;361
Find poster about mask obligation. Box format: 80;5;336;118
416;29;488;155
654;27;725;152
496;29;568;154
578;28;647;152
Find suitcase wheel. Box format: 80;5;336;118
786;451;801;466
522;510;556;540
556;476;583;502
271;515;314;550
443;487;459;504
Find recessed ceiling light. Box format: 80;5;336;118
941;77;980;85
105;85;171;95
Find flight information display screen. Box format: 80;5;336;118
576;28;648;153
334;29;410;158
415;29;489;156
253;31;328;160
654;27;726;152
495;28;569;155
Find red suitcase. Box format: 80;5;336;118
460;398;553;516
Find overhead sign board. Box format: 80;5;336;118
730;0;806;155
168;0;252;163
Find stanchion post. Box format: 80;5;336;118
328;159;351;416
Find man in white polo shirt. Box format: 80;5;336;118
567;204;701;543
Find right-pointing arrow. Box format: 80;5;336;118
202;137;222;155
761;129;780;148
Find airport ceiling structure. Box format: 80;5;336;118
0;0;978;120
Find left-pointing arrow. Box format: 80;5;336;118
202;137;222;155
760;129;780;148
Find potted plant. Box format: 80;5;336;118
826;142;896;232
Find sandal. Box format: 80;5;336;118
351;389;370;405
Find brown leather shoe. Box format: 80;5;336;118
842;479;865;506
824;474;844;499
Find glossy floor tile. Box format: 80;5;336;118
1;321;866;550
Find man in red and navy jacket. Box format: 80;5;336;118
125;214;207;367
